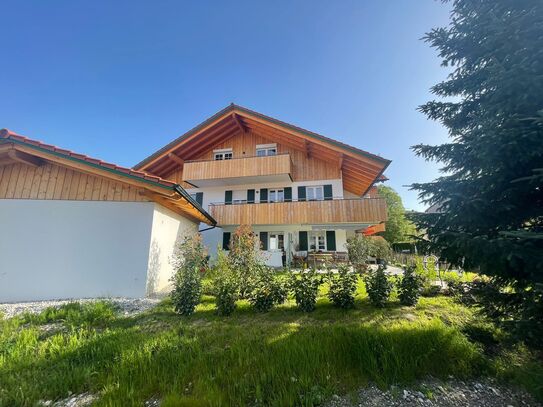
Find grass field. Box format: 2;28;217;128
0;282;541;406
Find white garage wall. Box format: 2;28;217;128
0;200;156;302
146;204;198;296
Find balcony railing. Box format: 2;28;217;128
209;198;387;226
182;153;292;186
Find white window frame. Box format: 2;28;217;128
310;232;326;251
256;143;277;157
269;189;284;203
306;185;324;201
269;233;285;251
213;148;233;160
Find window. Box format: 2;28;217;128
310;232;326;251
232;190;246;204
269;189;284;203
269;233;284;251
306;186;324;201
256;143;277;157
214;149;233;160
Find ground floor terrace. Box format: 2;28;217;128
202;224;377;268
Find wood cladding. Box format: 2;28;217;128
165;130;341;184
209;198;387;226
183;154;292;183
0;162;149;202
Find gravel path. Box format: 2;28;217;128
325;378;540;407
0;297;161;319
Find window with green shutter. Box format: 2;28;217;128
247;189;255;204
260;188;268;203
299;231;308;251
225;190;233;205
259;232;268;250
326;230;336;251
222;232;231;250
284;187;292;202
297;186;306;201
195;192;203;206
323;184;333;201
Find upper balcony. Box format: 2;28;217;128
182;153;292;187
209;198;387;226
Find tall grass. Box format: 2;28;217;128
0;293;539;406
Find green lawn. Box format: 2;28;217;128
0;282;541;406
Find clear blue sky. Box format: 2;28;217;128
0;1;452;210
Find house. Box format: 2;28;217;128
0;129;215;302
134;104;390;268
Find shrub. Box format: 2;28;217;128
290;269;322;312
364;265;393;307
210;249;238;316
328;265;358;309
228;225;264;298
249;267;287;313
397;265;423;306
368;236;392;263
346;235;373;273
170;233;207;315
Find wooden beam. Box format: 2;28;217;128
338;154;344;170
7;150;44;167
231;113;246;134
305;140;312;158
167;153;185;166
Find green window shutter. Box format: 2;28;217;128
247;189;255;204
195;192;204;206
222;232;231;250
260;232;268;250
225;190;233;205
326;230;336;251
297;186;306;201
260;188;268;203
324;184;333;201
299;231;308;251
284;187;292;202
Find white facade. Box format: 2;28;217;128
186;178;363;268
0;200;197;302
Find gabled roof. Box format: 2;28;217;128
0;129;216;225
134;104;391;196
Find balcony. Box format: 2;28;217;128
182;154;292;187
209;198;387;226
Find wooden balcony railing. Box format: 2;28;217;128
209;198;387;226
182;154;292;184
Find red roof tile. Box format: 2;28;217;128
0;128;177;189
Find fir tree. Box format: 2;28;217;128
412;0;543;348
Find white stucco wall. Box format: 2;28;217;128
0;200;156;302
146;204;198;296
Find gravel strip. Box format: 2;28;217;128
325;378;540;407
0;297;161;319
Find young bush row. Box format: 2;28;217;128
170;230;425;316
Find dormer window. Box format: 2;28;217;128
256;144;277;157
214;148;233;160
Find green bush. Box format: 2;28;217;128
364;265;393;307
170;233;207;315
228;225;264;298
346;235;372;273
398;265;423;306
249;267;287;313
328;265;358;309
290;270;322;312
210;249;238;316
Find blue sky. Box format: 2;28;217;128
0;1;451;210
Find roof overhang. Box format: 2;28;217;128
0;130;216;225
134;104;391;196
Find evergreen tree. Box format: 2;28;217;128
411;0;543;348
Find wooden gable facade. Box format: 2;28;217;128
134;104;391;196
